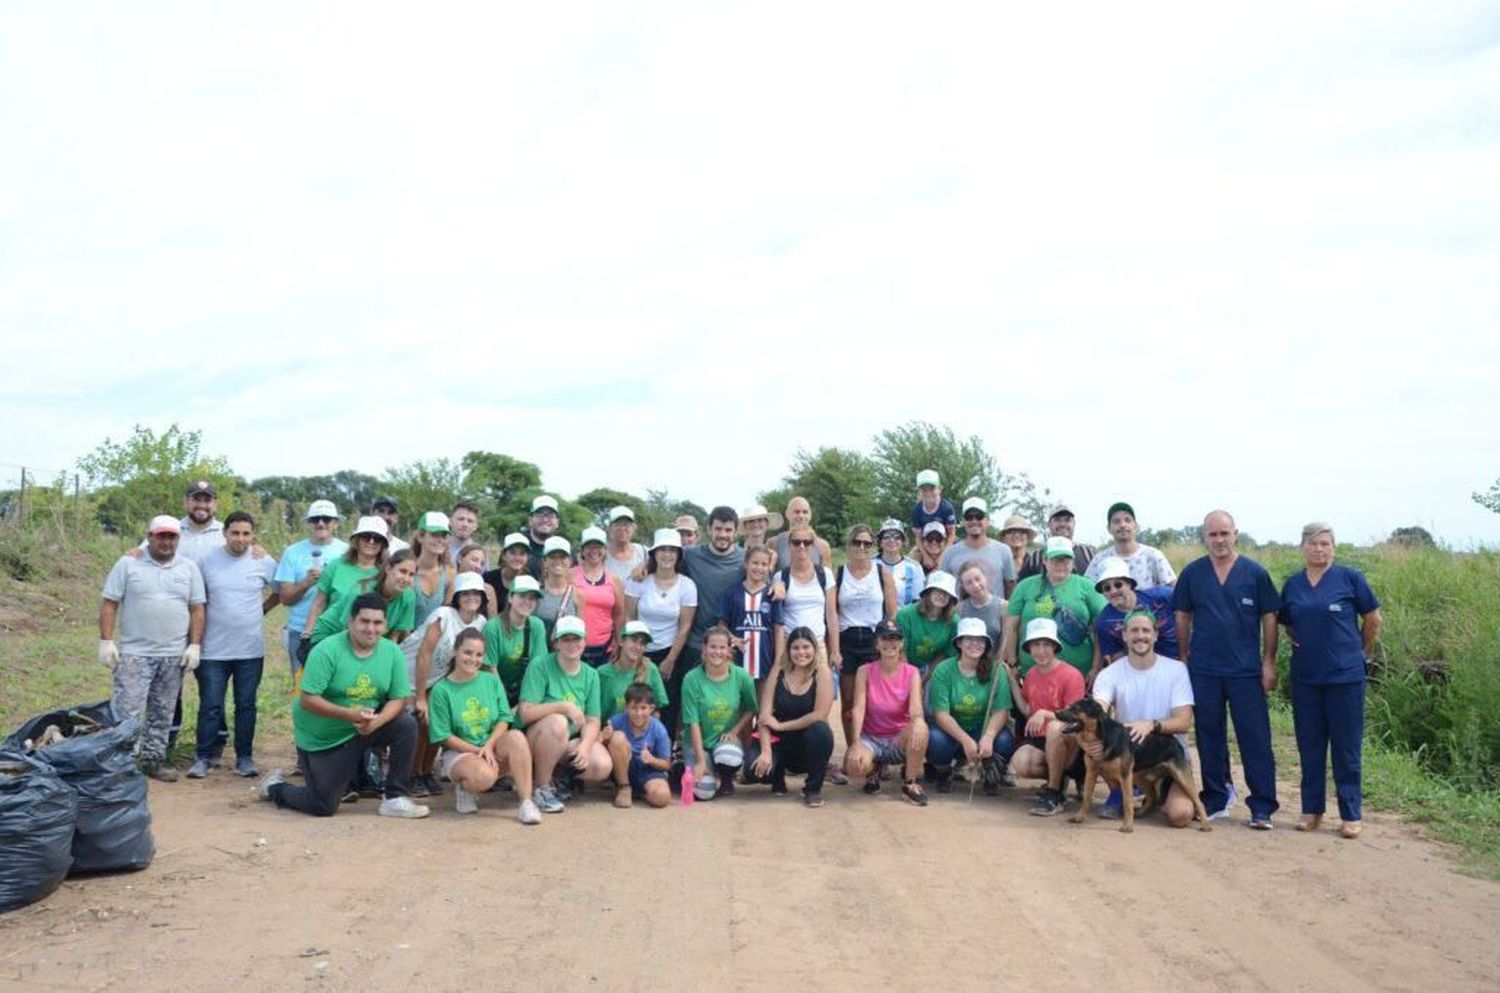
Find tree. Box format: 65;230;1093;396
1475;478;1500;515
640;490;709;535
575;488;647;528
77;424;238;534
869;422;1051;524
460;451;542;539
760;447;878;545
381;458;464;536
247;470;380;523
1389;526;1435;548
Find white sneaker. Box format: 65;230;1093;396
377;795;431;819
1207;784;1239;821
517;798;542;825
454;785;478;815
256;768;286;801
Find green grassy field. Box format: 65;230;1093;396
3;523;1497;875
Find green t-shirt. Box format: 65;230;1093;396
483;614;549;704
927;655;1012;737
311;580;416;645
294;633;412;752
427;670;514;747
518;652;601;736
316;558;377;602
895;603;957;672
1006;574;1108;676
679;665;758;751
597;659;670;721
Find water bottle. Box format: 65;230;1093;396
680;765;695;807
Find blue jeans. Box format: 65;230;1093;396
929;723;1016;768
1190;670;1278;820
195;658;264;761
1291;680;1364;821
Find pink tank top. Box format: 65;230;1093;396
572;566;616;647
864;661;918;738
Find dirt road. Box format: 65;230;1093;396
2;749;1496;993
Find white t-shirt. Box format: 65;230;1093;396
625;574;699;651
1085;545;1177;587
1091;653;1195;749
782;567;836;637
837;563;885;630
402;605;485;689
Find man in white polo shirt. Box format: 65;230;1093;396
99;515;206;781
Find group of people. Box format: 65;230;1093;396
97;471;1382;836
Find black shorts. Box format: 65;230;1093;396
840;626;878;669
1021;736;1047;752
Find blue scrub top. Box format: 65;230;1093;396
1172;556;1280;676
1279;564;1378;685
1095;586;1180;659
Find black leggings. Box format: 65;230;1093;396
654;646;699;741
744;721;836;795
271;713;418;816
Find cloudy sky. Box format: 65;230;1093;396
4;2;1498;546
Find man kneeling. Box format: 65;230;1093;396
259;593;429;818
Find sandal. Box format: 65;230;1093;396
863;775;881;795
902;779;929;807
612;785;633;809
804;792;824;808
1340;821;1362;839
1295;814;1323;832
826;764;849;786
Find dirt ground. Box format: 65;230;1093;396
3;747;1497;993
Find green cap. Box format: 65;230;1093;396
1107;501;1136;524
416;511;451;534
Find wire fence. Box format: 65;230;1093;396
0;462;86;529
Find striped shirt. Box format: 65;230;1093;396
720;582;782;680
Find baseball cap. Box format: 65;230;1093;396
712;740;744;769
607;505;635;524
553;615;587;640
185;480;216;498
580;526;607;547
543;536;572;557
453;572;485;595
1094;558;1137;591
416;511;451;534
530;495;559;514
501;531;529;551
693;770;719;801
372;496;398;512
304;499;341;521
923;570;958;600
875;619;903;640
352;516;390;541
148;514;181;535
916;469;941;487
508;575;542;596
1046;502;1076;521
621;620;651;640
877;518;905;540
1044;536;1076;559
1022;618;1062;650
1107;501;1136;524
649;528;682;551
922;521;948;539
961;497;989;517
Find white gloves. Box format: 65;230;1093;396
98;639;120;669
180;644;201;672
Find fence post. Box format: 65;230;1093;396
17;466;25;525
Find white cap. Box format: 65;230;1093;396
304;499;340;521
649;528;682;551
352;516;390;540
607;505;635;523
1044;536;1076;559
553;615;587;640
453;572;485;595
1094;557;1136;591
693;770;719;800
1046;502;1076;521
916;469;941;487
712;740;744;768
147;514;181;535
501;531;529;551
621;620;651;640
508;574;542;596
923;570;958;600
953;616;992;649
961;496;989;516
877;518;905;539
922;521;948;538
1023;617;1062;650
416;511;451;533
530;494;559;513
580;526;607;546
543;536;572;557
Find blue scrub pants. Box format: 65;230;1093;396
1291;679;1364;822
1189;671;1278;820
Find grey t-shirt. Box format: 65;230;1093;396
957;595;1006;649
683;543;746;650
604;544;646;585
102;554;206;657
939;539;1018;596
199;546;278;660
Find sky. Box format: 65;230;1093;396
3;2;1498;548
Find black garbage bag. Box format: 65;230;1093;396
4;702;156;873
0;750;77;913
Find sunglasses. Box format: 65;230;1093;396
963;513;986;522
789;538;815;548
1101;580;1132;592
850;539;874;549
358;534;385;543
308;516;336;524
923;535;944;543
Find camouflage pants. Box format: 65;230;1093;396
112;654;183;762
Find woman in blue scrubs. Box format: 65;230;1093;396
1279;522;1382;839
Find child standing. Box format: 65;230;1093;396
719;545;781;689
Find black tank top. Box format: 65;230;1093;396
773;669;816;722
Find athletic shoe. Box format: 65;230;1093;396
551;777;573;802
517;798;542;825
1207;784;1239;822
419;774;446;798
825;763;849;786
1249;816;1274;831
143;762;179;783
186;758;211;779
376;796;431;819
934;768;954;794
234;757;258;778
257;768;286;801
1030;787;1065;816
454;785;478;815
533;786;565;814
1098;786;1146;819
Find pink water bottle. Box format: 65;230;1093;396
680;765;695;807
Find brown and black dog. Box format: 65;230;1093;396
1055;698;1211;833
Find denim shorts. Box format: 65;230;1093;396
860;733;906;765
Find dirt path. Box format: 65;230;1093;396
2;746;1496;993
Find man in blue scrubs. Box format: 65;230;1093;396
1173;510;1281;828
